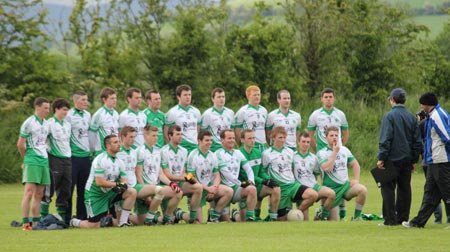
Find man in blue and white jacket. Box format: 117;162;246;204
403;92;450;228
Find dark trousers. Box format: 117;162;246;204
380;160;412;225
66;156;91;220
410;162;450;227
43;154;72;208
423;165;450;223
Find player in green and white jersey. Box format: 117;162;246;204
119;88;147;147
136;125;182;224
66;91;91;221
89;87;120;156
307;88;349;219
70;135;137;228
116;126;165;225
239;129;280;221
186;130;233;223
201;88;234;152
293;132;335;221
17;97;50;230
233;85;268;151
316;126;367;221
262;127;318;221
215;129;257;222
307;88;349;152
161;125;203;224
266;90;301;150
143;89;165;147
164;84;201;153
41;98;72;223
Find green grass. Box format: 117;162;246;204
2;172;449;252
411;15;449;38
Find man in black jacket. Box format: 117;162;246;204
377;88;422;226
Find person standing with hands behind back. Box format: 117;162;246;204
377;88;422;226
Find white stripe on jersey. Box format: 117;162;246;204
136;144;161;185
66;108;91;156
266;109;301;148
293;152;320;188
165;105;201;144
201;107;234;145
187;148;220;186
119;108;147;146
117;146;138;187
48;117;71;158
262;147;295;185
160;144;188;177
233;104;268;145
316;146;354;185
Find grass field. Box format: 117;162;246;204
1;172;449;252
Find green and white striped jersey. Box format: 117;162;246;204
293;151;320;188
136;144;161;185
307;107;348;151
262;146;295;186
266;109;301;148
47;116;71;158
215;148;254;187
19;115;49;166
160;143;188;177
89;107;119;153
66;108;91;157
165;104;201;150
316;145;355;186
117;145;138;187
233;104;268;145
187;148;223;186
85;152;127;194
200;107;234;151
119;108;147;147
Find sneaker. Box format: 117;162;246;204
314;208;322;221
402;221;422;228
22;222;32;231
254;216;262;222
144;219;157;226
231;208;238;222
351;216;363;221
207;217;219;224
246;217;255;222
119;221;132;228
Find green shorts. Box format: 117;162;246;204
134;184;149;215
327;181;351;208
22;164;50;185
85;190;118;218
279;182;301;210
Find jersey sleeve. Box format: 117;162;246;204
316;149;328;165
89;111;101;132
232;107;245;129
200;110;209;130
136;147;144;166
339;110;349;130
265;112;274;130
164;108;176;126
19;119;30;138
312;154;321;176
296;113;302;131
306;111;317;131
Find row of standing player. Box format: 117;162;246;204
18;84;355;229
